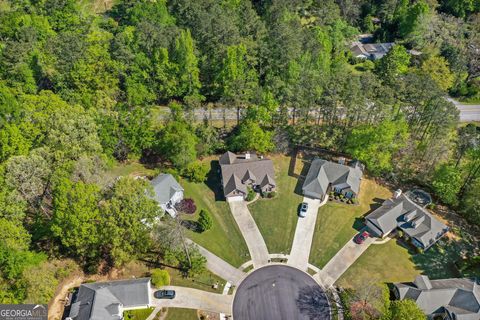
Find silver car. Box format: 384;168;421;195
299;202;308;217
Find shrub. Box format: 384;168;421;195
198;209;213;232
426;203;435;210
397;230;404;238
246;187;256;202
182;161;209;183
151;269;170;287
266;191;276;198
416;247;424;254
175;198;197;214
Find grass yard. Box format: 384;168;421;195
180;158;250;267
124;308;154;320
336;240;420;290
166;267;226;294
248;155;302;254
102;161;157;187
309;178;392;268
164;308;198;320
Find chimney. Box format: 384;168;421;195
393;189;402;199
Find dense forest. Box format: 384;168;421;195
0;0;479;304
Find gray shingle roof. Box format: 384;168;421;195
302;159;363;199
219;152;276;198
394;276;480;319
150;174;183;205
366;193;448;249
68;278;151;320
350;42;394;60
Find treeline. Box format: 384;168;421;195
0;0;479;304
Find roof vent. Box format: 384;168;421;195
393;189;402;199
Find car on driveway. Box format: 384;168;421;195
154;290;176;299
354;231;370;244
299;202;308;217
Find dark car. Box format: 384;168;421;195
354;231;370;244
154;290;176;299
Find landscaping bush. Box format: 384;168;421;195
246;187;256;201
182;161;209;183
397;230;404;238
266;191;276;198
198;209;213;232
175;198;197;214
151;269;170;287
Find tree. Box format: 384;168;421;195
157;120;198;169
0;124;32;162
390;299;426;320
101;177;162;266
230;120;274;153
175;199;197;215
150;269;170;287
420;56;455;91
431;164;462;206
182;161;209;183
198;209;213;232
376;45;411;85
345;119;409;174
178;245;206;277
51;179;102;264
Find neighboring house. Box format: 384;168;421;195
365;190;449;250
302;158;363;201
151;173;184;217
66;278;152;320
219;151;276;202
350;42;394;60
393;275;480;320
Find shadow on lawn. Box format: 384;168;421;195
204;160;225;201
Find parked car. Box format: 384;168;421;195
354;231;370;244
299;202;308;217
154;290;176;299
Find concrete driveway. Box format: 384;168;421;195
229;201;269;268
151;286;233;314
288;197;324;271
314;231;375;287
188;240;246;285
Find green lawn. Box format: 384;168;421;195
248;155;302;254
102;161;156;186
164;308;198;320
309;178;392;268
124;308;154;320
166;267;226;294
180;158;250;267
337;240;421;290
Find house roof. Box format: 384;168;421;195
219;152;276;198
68;278;151;320
394;276;480;319
302;159;363;198
350;42;394;59
150;174;183;205
366;193;448;248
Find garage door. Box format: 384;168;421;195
227;196;244;203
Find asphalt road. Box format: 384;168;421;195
446;97;480;122
233;265;331;320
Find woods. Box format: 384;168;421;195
0;0;479;305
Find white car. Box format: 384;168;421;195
299;202;308;217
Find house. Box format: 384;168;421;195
350;42;394;60
219;151;276;202
365;190;448;250
151;173;184;217
66;278;152;320
393;275;480;320
302;158;363;201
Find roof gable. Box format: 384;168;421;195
151;174;183;204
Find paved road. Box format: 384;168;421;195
447;97;480;122
233;265;331;320
314;231;375;287
288;197;324;271
151;286;233;314
188;240;246;285
229;201;270;268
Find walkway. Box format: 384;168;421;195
314;231;375;287
228;200;269;268
288;196;325;271
151;286;233;314
188;240;246;285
